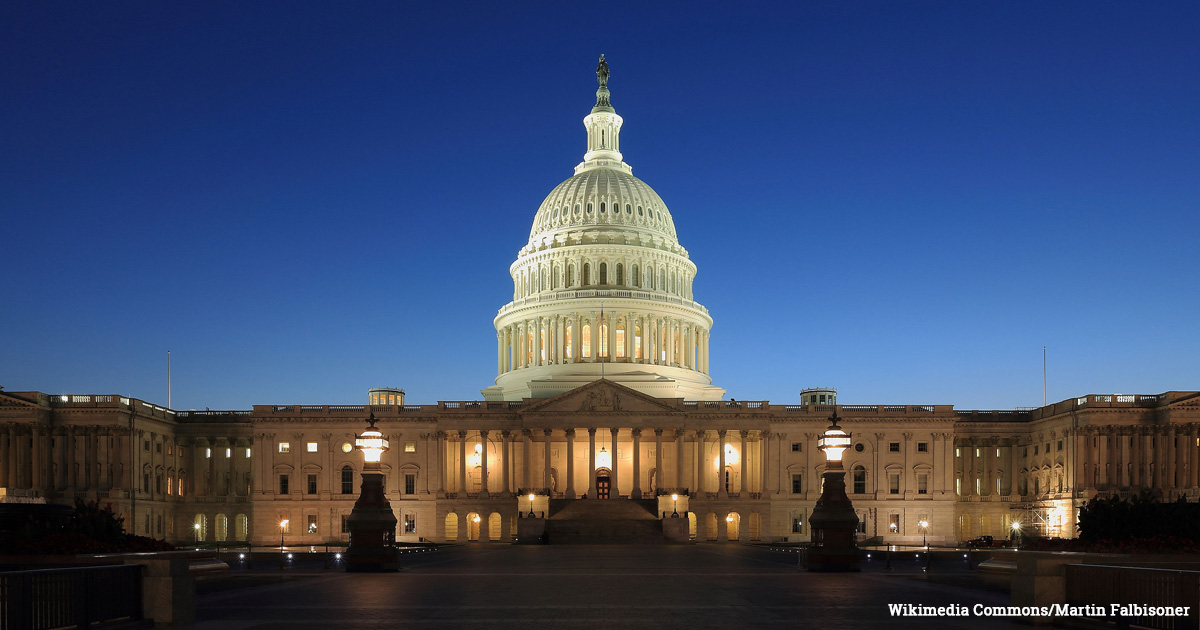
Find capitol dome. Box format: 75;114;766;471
483;56;723;402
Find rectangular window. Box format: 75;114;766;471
792;518;803;534
917;473;928;495
144;441;150;451
975;479;981;495
955;447;961;457
306;442;318;453
791;473;803;494
853;474;866;495
156;442;162;453
888;513;900;533
404;515;416;534
307;474;317;495
889;442;900;453
405;474;416;495
279;442;290;453
615;329;625;358
634;335;642;359
917;442;928;453
205;448;212;458
1034;445;1039;455
279;474;289;495
956;478;961;495
791;442;802;452
341;468;354;494
307;514;318;534
1056;440;1062;451
405;441;416;453
341;515;350;534
168;445;173;456
888;473;900;494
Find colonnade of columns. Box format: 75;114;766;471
435;427;773;499
496;313;711;375
0;423;140;494
1077;424;1200;493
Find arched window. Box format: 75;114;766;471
634;324;643;359
599;323;609;358
615;323;625;358
599;262;607;285
341;466;354;494
631;264;639;287
540;268;547;291
599;202;605;213
581;324;592;358
660;269;666;291
567;264;575;287
565;324;573;359
853;466;867;494
583;263;591;286
216;514;228;542
551;264;559;290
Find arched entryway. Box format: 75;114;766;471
488;513;502;541
444;513;459;542
725;512;741;541
466;512;481;541
595;467;612;499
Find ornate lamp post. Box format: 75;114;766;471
278;519;288;569
807;410;860;572
527;493;536;517
345;413;400;572
919;519;929;548
193;522;200;548
671;493;679;517
1011;520;1022;546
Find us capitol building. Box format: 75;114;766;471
2;58;1198;547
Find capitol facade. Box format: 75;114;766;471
2;59;1198;547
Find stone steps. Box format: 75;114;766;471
544;499;666;544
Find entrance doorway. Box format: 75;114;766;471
595;468;611;499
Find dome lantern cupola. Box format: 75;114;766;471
579;54;629;174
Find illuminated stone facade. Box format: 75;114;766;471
3;60;1198;547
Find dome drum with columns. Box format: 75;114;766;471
484;56;723;402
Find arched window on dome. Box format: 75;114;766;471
660;269;666;292
634;324;643;359
598;323;608;358
599;263;607;285
581;324;592;358
540;267;547;292
565;324;573;360
526;331;533;366
670;270;676;295
616;263;623;286
567;264;575;287
599;202;605;213
587;203;593;214
540;324;548;362
626;204;632;215
631;264;639;288
583;263;591;286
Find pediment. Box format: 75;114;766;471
520;379;682;415
0;392;45;409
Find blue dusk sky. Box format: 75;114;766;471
2;2;1197;411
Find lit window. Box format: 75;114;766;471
599;323;609;357
404;514;416;534
405;441;416;453
634;330;642;359
307;515;317;534
245;448;251;458
225;448;231;458
306;442;318;453
205;448;211;458
565;325;573;359
615;328;625;358
279;442;290;453
581;324;592;358
342;442;353;453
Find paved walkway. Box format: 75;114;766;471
197;545;1026;629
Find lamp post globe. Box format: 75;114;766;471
528;493;536;517
193;522;200;547
807;409;861;572
919;520;929;548
345;413;400;572
671;493;679;517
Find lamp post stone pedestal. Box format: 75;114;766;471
346;414;400;572
807;411;861;572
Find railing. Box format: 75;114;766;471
497;289;710;316
1065;564;1200;630
0;564;143;630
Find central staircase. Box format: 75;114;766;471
543;498;667;544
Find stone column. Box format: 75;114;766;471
694;430;705;494
1131;428;1143;488
675;429;685;491
1118;428;1130;487
1190;425;1199;490
543;429;552;493
565;429;576;498
523;429;533;491
457;431;468;494
31;426;42;491
717;429;727;497
1166;426;1177;491
609;427;620;498
739;430;749;495
501;430;511;496
0;427;10;488
631;428;642;498
760;431;770;494
654;429;663;493
587;428;597;497
479;430;490;497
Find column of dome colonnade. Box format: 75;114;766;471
434;425;775;500
485;56;722;402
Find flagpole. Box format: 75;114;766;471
167;350;172;409
1042;346;1047;407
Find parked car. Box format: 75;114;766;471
964;535;1010;548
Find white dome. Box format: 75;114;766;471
528;168;678;244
